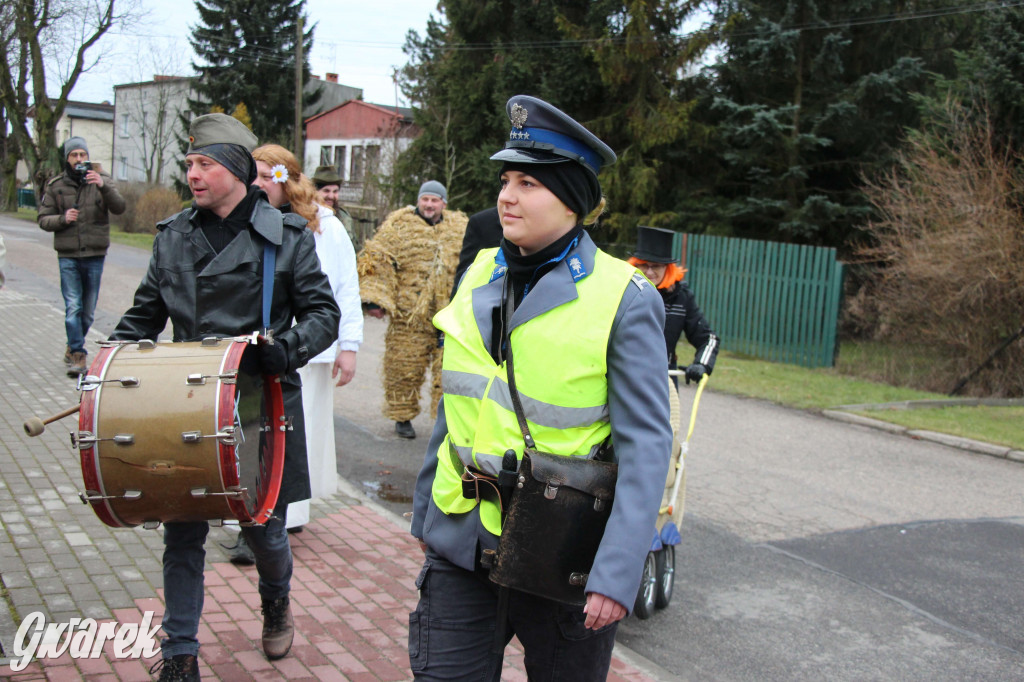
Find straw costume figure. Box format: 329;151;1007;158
358;181;467;438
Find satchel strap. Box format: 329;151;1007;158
502;278;536;451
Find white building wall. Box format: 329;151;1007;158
112;79;194;186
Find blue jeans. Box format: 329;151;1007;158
58;256;104;354
408;550;618;681
159;507;292;658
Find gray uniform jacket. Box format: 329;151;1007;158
411;232;673;612
109;198;340;506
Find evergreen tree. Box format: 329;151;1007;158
188;0;316;147
395;0;707;241
699;0;982;252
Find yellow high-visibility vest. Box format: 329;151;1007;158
431;247;638;535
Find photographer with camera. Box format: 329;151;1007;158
38;136;125;377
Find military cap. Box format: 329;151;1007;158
633;226;677;264
312;165;343;186
490;95;616;176
186;113;258;154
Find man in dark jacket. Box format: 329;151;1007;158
110;113;339;682
37;136;126;377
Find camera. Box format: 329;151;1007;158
74;161;93;173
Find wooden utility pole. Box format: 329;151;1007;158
294;15;304;160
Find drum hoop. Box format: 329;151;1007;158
255;376;285;525
220;340;249;521
79;344;129;528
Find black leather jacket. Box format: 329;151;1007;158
110;197;340;505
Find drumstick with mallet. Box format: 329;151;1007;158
24;404;81;437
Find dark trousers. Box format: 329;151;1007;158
409;550;618;681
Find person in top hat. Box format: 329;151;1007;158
109;113;340;681
37;135;126;377
310;164;356;238
628;225;719;385
357;179;467;439
408;95;673;680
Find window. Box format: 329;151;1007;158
350;146;364;183
120;114;130;137
118;156;128;181
333;146;346;178
320;145;331;166
365;145;380;173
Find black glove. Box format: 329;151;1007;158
684;363;706;385
259;339;289;375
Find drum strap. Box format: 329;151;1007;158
262;242;276;333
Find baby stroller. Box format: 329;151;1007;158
633;371;708;619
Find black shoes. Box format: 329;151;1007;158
395;420;416;439
261;595;294;660
150;653;200;681
227;532;255;565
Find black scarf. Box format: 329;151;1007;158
197;185;262;253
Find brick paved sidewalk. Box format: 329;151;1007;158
0;286;659;681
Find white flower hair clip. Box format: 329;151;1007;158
271;164;288;184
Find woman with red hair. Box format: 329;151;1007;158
249;144;362;535
628;226;719;384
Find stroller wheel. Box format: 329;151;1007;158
655;545;676;608
633;551;658;619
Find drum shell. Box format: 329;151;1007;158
78;340;283;528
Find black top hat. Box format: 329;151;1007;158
489;95;616;176
633;226;677;264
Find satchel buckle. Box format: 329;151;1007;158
544;482;559;500
594;497;606;512
568;572;589;586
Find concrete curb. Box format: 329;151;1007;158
822;409;1024;462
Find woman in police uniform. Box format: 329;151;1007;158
409;95;673;681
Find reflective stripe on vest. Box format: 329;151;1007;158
431;246;637;535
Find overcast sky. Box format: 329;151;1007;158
70;0;441;107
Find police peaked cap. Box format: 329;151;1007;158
490;95;616;176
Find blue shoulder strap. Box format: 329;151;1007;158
262;241;276;331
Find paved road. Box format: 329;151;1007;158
4;212;1023;680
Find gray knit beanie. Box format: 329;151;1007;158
417;180;447;203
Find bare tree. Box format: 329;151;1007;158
0;0;139;206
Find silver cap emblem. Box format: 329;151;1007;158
510;103;528;129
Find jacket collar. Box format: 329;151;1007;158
472;232;599;337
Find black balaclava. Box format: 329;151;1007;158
500;160;600;219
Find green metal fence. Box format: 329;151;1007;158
684;234;844;368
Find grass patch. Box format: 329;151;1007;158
109;225;155;251
707;350;1024;451
710;351;941;409
848;406;1024;451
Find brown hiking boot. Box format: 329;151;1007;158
261;596;293;660
67;351;87;378
63;346;73;367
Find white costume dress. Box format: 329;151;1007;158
287;204;362;528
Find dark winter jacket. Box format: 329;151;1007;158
37;169;126;258
109;196;341;505
662;281;719;372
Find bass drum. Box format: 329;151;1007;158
77;338;285;528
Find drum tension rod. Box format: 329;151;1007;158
78;376;140;391
190;486;245;499
181;427;236;444
186;372;238;385
74;432;134;449
79;489;142;503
